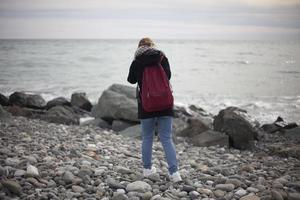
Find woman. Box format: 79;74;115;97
127;37;182;182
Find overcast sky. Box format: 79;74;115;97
0;0;300;39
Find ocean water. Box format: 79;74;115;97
0;39;299;124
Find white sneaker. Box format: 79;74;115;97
143;166;156;177
170;171;182;183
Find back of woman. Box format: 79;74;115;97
127;37;182;182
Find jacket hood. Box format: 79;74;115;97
134;46;163;66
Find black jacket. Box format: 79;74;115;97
127;49;174;119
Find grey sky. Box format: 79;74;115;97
0;0;300;39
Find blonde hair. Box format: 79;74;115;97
138;37;155;47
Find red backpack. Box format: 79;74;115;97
141;56;174;112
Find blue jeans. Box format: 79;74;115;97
140;116;178;174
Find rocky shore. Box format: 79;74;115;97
0;84;300;200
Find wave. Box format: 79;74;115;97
278;70;300;74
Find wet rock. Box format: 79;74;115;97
46;97;71;110
107;178;126;190
112;193;129;200
240;194;260;200
0;105;11;119
116;166;133;174
92;84;138;122
191;130;229;147
284;127;300;142
189;191;200;199
126;181;152;193
71;92;92;112
1;180;22;196
26;94;46;109
213;107;257;150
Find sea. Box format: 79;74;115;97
0;39;299;124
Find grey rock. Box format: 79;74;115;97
112;120;136;132
189;191;200;199
126;181;152;193
46;97;71;109
80;118;111;129
288;193;300;200
92;84;138;122
0;105;11;119
214;189;225;198
26;94;46;109
177;118;210;137
0;93;9;106
272;190;284;200
112;193;129;200
182;185;195;192
213;107;257;150
119;125;141;139
71;92;92;111
284;127;300;142
107;178;126;189
191;130;229;147
235;189;247;197
14;170;26;177
116;166;133;174
5;157;20;167
225;178;243;188
62;171;75;184
9;92;27;107
43;105;79;125
215;183;235;192
72;185;85;193
26;164;39;177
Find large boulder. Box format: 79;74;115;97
46;97;71;110
71;92;92;112
0;93;10;106
9;92;27;107
213;107;258;150
177;118;210;137
191;130;229;147
92;84;138;122
26;94;46;109
43;105;79;125
8;92;46;109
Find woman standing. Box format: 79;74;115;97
127;37;182;182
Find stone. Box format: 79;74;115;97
272;190;284;200
46;97;71;109
240;194;260;200
5;157;20;167
235;189;247;197
191;130;229;147
62;171;75;184
92;84;138;122
189;191;200;199
112;193;129;200
80;118;111;129
183;185;195;192
116;166;133;174
177;118;210;137
43;105;79;125
288;193;300;200
126;181;152;193
147;173;161;182
214;189;225;198
72;185;85;193
1;180;22;196
107;178;126;189
26;164;39;177
71;92;93;111
213;107;257;150
26;94;46;109
112;120;136;132
247;187;259;193
0;93;9;106
197;188;213;196
215;183;235;192
119;125;141;139
9;92;27;107
226;179;243;188
14;169;26;177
